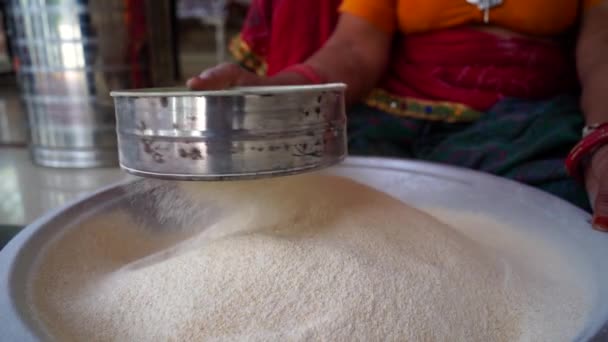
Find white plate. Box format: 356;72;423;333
1;157;607;341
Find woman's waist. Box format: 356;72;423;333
393;27;572;65
379;28;578;112
468;25;559;41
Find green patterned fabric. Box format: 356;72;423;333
348;95;590;211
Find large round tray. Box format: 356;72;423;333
1;157;607;341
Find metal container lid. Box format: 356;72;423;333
110;84;347;181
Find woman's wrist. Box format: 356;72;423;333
277;64;327;84
590;143;608;173
566;122;608;181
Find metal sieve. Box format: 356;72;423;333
110;84;347;180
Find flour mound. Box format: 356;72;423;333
29;174;586;341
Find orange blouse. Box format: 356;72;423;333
340;0;603;36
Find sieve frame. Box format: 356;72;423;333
110;84;348;181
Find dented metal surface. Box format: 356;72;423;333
111;84;347;180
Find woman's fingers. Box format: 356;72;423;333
591;147;608;231
593;179;608;231
186;63;265;90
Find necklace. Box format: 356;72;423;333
466;0;504;23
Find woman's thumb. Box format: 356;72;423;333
593;179;608;231
591;147;608;231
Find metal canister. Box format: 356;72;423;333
4;0;178;167
0;74;27;146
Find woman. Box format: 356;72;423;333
187;0;608;231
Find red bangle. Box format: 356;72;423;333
281;64;326;84
566;123;608;181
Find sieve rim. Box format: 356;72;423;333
110;83;347;98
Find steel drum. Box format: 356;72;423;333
4;0;178;167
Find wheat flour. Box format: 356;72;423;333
29;174;590;341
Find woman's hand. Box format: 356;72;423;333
586;145;608;231
188;13;391;104
187;63;278;90
187;62;324;90
577;3;608;230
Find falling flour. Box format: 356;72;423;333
29;174;591;341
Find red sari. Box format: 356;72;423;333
231;0;578;122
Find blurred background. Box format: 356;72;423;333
0;0;251;149
0;0;251;240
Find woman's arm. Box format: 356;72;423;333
187;13;392;104
577;2;608;125
576;3;608;230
